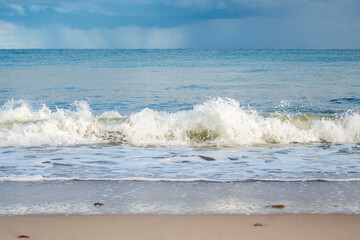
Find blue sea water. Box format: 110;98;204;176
1;49;360;182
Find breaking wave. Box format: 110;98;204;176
1;98;360;147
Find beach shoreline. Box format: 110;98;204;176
1;214;360;240
1;48;360;240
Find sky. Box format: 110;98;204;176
0;0;360;49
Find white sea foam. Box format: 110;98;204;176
1;175;360;182
1;98;360;147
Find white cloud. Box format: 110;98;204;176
161;0;228;11
8;4;26;15
52;2;119;16
29;5;46;12
0;21;43;48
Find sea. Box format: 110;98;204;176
1;49;360;214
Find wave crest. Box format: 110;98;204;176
1;98;360;147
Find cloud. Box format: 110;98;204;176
160;0;227;11
29;5;46;12
2;0;358;29
0;0;359;48
181;12;360;49
52;2;114;15
0;0;275;29
47;25;186;49
2;12;360;50
0;21;43;48
8;4;26;15
0;21;186;49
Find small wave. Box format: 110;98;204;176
1;98;360;148
1;176;360;183
330;98;360;104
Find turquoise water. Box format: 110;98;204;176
1;49;360;114
1;49;360;181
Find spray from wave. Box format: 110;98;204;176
1;98;360;147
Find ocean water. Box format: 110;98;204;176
1;49;360;182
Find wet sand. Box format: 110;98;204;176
1;214;360;240
1;181;360;215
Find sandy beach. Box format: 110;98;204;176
1;214;359;240
1;179;359;239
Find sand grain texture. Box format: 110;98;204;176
1;214;360;240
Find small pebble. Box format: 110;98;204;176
254;223;263;227
272;205;285;209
